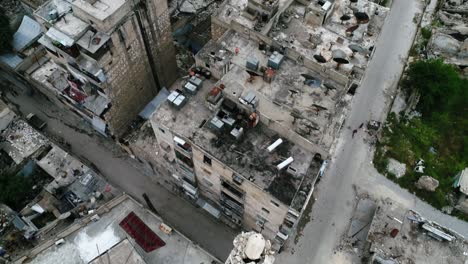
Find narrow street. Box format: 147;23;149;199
275;0;467;263
2;0;467;262
0;72;235;261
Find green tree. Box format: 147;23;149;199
0;7;13;54
0;171;34;210
402;59;467;118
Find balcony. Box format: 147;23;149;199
173;136;192;157
221;180;244;200
72;54;106;83
220;192;244;215
175;150;194;169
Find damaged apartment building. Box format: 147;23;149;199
0;100;116;260
147;0;389;249
21;0;177;136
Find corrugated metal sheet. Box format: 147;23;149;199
139;88;169;120
196;198;221;219
38;35;56;51
455;168;468;195
92;117;107;136
0;53;24;69
13;16;42;52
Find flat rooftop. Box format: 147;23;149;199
36;146;107;200
367;200;468;264
215;0;388;74
29;60;110;116
199;30;348;153
18;195;219;264
153;75;318;206
71;0;127;21
30;60;69;92
0;119;49;164
35;0;72;22
268;0;387;73
52;13;89;40
216;0;291;33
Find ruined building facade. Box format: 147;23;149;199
146;0;388;250
28;0;177;136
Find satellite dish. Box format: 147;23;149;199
348;44;364;53
350;0;358;2
340;14;351;22
313;54;327;63
355;12;369;23
304;77;322;87
58;212;71;220
332;49;349;64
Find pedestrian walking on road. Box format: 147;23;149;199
352;129;357;138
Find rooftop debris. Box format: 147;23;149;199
367;200;468;264
226;232;275;264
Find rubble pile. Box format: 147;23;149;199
426;0;468;71
0;120;48;164
0;206;13;235
366;200;468;263
226;232;275;264
386;158;406;178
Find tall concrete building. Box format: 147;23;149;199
146;0;389;250
26;0;177;136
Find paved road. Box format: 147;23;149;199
0;72;235;261
274;0;468;263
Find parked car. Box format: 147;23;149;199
26;113;47;131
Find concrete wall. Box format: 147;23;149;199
145;0;178;87
211;17;229;41
103;17;158;136
17;47;47;73
190;145;289;239
150;119;289;240
30;0;179;137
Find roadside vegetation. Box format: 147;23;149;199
0;169;47;211
374;59;468;211
0;7;13;54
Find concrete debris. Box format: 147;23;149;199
367;200;468;264
427;1;468;69
386;158;406;178
431;33;461;55
415;175;439;192
441;206;454;214
226;232;275;264
0;119;48;164
179;0;214;13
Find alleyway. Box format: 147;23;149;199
0;71;235;261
